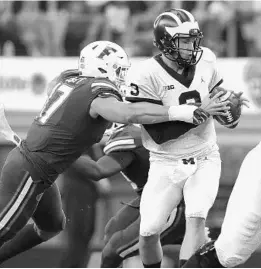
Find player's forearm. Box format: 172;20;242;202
126;102;169;124
71;156;122;181
70;156;104;181
94;98;197;124
95;162;121;178
123;102;197;124
86;142;106;161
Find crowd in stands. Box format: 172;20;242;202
0;0;261;58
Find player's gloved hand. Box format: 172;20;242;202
200;91;230;116
193;108;210;125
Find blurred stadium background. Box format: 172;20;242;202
0;0;261;267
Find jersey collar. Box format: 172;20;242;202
153;54;195;88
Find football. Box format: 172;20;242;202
210;87;242;129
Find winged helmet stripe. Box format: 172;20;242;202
154;12;182;27
175;9;194;22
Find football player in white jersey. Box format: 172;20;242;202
125;8;247;268
182;141;261;268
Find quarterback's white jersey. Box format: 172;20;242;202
128;47;223;160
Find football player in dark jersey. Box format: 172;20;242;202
0;40;228;265
58;136;112;268
69;123;187;268
0;107;104;268
58;155;99;268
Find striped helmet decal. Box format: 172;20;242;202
154;9;195;28
154;11;182;27
175;8;195;22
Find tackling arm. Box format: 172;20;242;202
91;97;171;124
91;92;230;125
70;151;135;181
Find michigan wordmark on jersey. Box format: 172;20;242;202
126;47;223;160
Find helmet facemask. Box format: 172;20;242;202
107;58;130;88
161;28;203;68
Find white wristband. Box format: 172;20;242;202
168;105;197;123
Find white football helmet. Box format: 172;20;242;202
79;41;131;87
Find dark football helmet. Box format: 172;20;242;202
153;8;203;67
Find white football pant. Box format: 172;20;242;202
140;150;221;236
215;142;261;268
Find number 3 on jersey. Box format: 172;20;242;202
38;84;73;124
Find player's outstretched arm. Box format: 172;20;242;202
91;92;230;125
70;151;134;181
69;155;102;180
91;97;171;124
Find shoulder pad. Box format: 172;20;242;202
91;77;119;92
132;58;156;77
128;58;155;85
47;69;81;96
200;47;217;63
91;78;122;101
65;76;89;87
59;69;80;80
104;124;142;154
